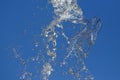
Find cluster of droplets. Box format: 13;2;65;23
13;0;101;80
49;0;83;21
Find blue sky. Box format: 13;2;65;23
0;0;120;80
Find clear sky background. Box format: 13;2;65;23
0;0;120;80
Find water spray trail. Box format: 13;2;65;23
13;0;102;80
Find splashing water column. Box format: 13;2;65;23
13;0;102;80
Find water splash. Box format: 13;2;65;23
13;0;101;80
